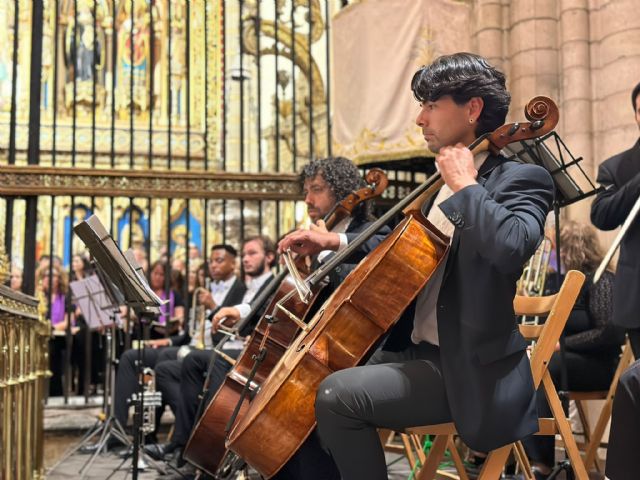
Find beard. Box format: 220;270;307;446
246;262;266;278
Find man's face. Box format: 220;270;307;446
415;95;478;153
209;248;236;281
635;95;640;132
242;239;271;278
303;174;337;222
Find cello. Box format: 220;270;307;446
183;169;388;476
226;97;560;478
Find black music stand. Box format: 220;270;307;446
503;131;602;478
73;215;164;479
48;272;129;477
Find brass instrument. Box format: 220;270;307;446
517;237;552;326
133;367;162;435
177;284;210;360
518;236;552;297
193;285;209;350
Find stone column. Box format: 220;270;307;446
559;0;592;222
591;0;640;166
506;0;560;121
589;0;640;249
471;0;505;70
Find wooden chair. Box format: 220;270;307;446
563;337;634;472
402;270;586;480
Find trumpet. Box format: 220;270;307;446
177;283;210;360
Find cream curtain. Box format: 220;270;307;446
331;0;471;165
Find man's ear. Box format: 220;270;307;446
266;252;276;268
468;97;484;121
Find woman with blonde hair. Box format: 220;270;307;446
523;220;625;478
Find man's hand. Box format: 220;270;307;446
278;224;340;257
436;143;478;192
147;338;171;349
212;306;241;332
198;289;216;310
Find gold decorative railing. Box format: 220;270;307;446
0;286;50;480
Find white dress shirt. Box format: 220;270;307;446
411;152;489;346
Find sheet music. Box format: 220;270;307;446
70;275;120;329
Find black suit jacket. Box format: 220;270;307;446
384;154;554;452
591;139;640;328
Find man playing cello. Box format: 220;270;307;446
279;52;555;479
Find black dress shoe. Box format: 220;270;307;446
145;441;180;461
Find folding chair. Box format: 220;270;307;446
564;336;635;472
403;269;586;480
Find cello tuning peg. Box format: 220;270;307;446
508;123;520;136
531;120;544;130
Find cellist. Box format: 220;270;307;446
278;52;556;480
156;157;389;479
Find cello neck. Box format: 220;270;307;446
308;135;490;287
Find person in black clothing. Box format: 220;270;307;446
522;220;624;478
591;81;640;358
606;358;640;480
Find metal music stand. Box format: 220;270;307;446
47;272;128;477
503;131;602;478
72;215;164;479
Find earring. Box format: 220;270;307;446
469;118;474;123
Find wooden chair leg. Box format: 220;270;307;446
574;399;590;444
513;441;534;480
543;373;589;480
416;434;449;480
446;436;469;480
412;433;427;466
478;445;511;480
400;433;418;470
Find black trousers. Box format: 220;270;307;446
315;342;449;480
155;356;183;416
113;346;180;427
521;349;618;468
606;359;640;480
171;349;238;447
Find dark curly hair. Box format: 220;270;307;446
299;156;373;222
411;52;510;137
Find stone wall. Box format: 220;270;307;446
471;0;640;226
